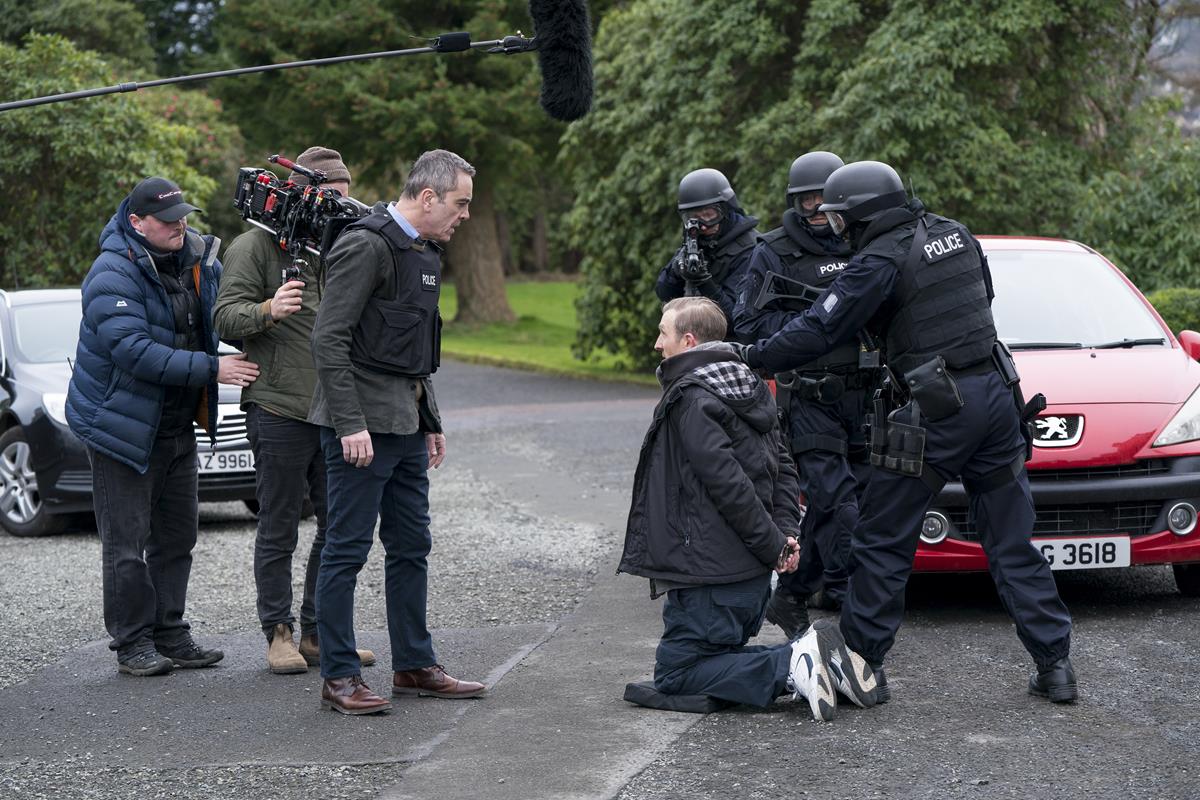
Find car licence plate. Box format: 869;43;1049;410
197;449;255;474
1035;536;1130;571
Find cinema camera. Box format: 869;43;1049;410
233;154;370;282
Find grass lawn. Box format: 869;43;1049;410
439;280;657;385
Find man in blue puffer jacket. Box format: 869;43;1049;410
66;177;260;677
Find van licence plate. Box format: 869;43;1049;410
1035;536;1130;570
197;449;255;474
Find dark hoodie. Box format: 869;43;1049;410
618;342;802;594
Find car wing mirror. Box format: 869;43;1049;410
1179;330;1200;361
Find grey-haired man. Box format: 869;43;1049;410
309;149;485;715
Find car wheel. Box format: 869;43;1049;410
243;498;316;520
1172;563;1200;597
0;427;66;537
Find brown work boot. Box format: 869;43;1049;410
320;676;392;715
392;665;486;699
266;624;308;675
299;632;376;668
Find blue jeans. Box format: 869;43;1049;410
245;405;327;638
654;573;792;707
89;432;198;658
315;428;436;678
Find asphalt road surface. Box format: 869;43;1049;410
0;360;1196;799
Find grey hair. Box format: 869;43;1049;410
662;297;727;343
401;149;476;200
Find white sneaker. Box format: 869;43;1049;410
813;618;878;708
787;624;837;722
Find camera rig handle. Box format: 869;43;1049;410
269;154;326;186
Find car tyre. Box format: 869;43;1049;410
0;426;66;537
1172;563;1200;597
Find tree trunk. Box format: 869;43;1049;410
494;210;515;276
528;209;549;273
445;184;515;324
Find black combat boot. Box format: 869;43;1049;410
1028;657;1077;703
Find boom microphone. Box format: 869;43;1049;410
528;0;593;121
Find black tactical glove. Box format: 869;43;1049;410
727;342;760;368
674;255;711;285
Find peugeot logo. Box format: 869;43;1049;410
1033;415;1084;447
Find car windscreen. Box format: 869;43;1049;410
986;250;1168;348
11;301;83;364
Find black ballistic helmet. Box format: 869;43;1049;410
677;168;738;211
818;160;907;223
786;151;844;197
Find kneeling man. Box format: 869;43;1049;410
618;297;877;721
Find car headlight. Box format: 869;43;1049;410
1154;386;1200;447
42;393;68;426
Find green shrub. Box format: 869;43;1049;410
1147;288;1200;334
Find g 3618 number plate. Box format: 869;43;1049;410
1035;536;1130;571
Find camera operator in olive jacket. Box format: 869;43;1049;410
214;147;376;676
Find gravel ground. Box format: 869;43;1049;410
0;761;401;800
0;467;620;800
0;362;651;799
0;466;613;692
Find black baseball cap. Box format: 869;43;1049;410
128;177;202;222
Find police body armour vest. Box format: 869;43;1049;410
346;211;442;378
858;212;996;376
705;217;759;287
762;214;858;371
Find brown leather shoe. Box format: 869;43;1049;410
299;632;377;668
320;676;392;715
392;665;486;699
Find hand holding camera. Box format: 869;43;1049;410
270;278;305;321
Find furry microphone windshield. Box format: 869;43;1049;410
528;0;593;121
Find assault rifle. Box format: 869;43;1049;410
753;270;881;366
679;218;711;297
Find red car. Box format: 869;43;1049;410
914;237;1200;596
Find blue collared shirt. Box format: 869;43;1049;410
386;203;420;241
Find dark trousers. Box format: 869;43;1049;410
315;428;435;679
778;390;868;604
654;574;792;708
840;372;1073;668
89;432;199;658
246;405;327;638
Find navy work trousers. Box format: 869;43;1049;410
654;573;792;707
245;405;327;639
840;372;1072;668
89;432;199;658
778;388;869;605
315;428;436;679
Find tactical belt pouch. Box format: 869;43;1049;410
903;356;964;422
870;406;926;478
991;341;1020;387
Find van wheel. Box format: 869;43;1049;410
1173;563;1200;597
0;427;66;537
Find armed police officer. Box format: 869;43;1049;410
655;168;759;327
738;160;1077;705
733;152;873;638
